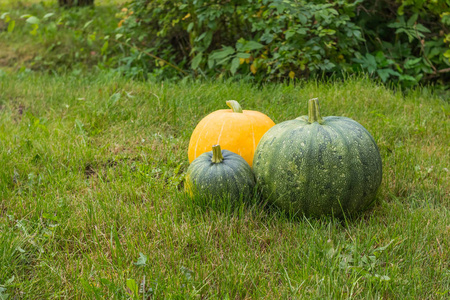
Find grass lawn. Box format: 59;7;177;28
1;0;449;298
0;73;449;299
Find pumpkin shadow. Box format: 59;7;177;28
258;186;383;225
180;186;269;220
180;183;383;226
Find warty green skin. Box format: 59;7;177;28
186;150;256;201
253;115;383;217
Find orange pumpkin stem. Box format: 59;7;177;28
308;98;323;124
226;100;243;113
211;145;224;163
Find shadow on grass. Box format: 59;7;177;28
177;183;385;229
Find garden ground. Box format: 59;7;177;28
0;74;449;298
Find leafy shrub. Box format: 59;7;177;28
117;0;449;87
1;0;448;88
354;0;450;87
116;0;364;81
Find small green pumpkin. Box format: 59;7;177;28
185;144;255;201
253;98;382;217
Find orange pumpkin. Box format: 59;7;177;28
188;100;275;167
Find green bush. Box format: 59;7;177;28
1;0;448;87
116;0;364;81
116;0;449;87
354;0;450;87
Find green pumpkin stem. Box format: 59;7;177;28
226;100;243;113
308;98;323;124
211;144;224;163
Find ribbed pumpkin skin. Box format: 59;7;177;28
253;116;382;217
188;108;275;167
186;149;256;200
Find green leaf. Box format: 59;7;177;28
230;57;240;75
191;52;203;70
240;41;264;52
442;12;450;25
134;252;147;267
406;30;417;42
399;74;416;82
285;29;296;40
0;287;9;300
209;47;235;60
404;57;422;69
407;14;418;27
42;212;58;221
195;32;206;42
444;50;450;59
297;28;308;35
207;58;214;69
5;276;15;285
376;68;400;82
427;47;442;59
83;20;93;29
7;20;15;33
260;33;274;43
328;8;338;16
30;23;39;35
376;69;389;82
26;16;40;25
216;56;232;66
236;53;251;59
388;21;403;29
365;53;377;73
126;279;139;297
415;24;430;33
43;13;54;19
322;29;336;35
298;13;307;25
101;41;109;55
187;22;194;32
395;29;415;42
203;31;213;49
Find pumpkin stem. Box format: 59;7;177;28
308;98;323;124
226;100;243;113
211;144;224;163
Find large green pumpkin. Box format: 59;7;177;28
185;145;255;201
253;99;382;217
